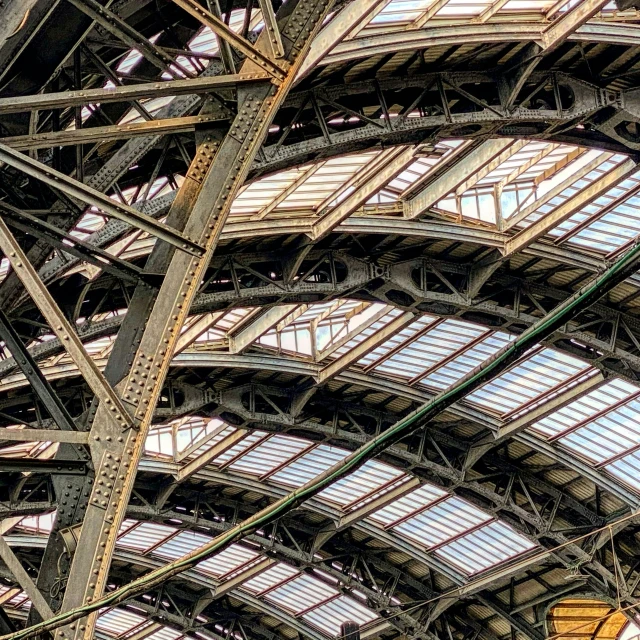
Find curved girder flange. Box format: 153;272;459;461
172;352;640;508
15;244;640;391
137;454;632;605
257;72;640;177
1;476;635;640
0;507;554;640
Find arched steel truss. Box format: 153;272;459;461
1;1;640;640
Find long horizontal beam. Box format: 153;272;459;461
0;143;204;257
0;73;271;115
0;459;87;474
0;429;89;444
3;114;227;151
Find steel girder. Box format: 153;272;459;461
11;245;640;387
0;5;636;640
258;71;640;176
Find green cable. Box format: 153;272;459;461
8;237;640;640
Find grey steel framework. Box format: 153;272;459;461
1;2;640;640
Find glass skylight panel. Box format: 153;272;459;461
153;530;210;560
372;319;488;380
145;426;174;458
17;512;55;534
183;424;242;462
242;563;299;594
175;417;221;454
467;349;590;415
320;459;406;508
145;627;184;640
158;535;257;579
393;496;491;548
554;396;640;464
370;0;436;25
420;332;509;390
562;173;640;253
196;544;259;578
6;590;30;610
270;444;345;487
544;168;637;247
605;451;640;492
435;0;494;17
117;522;176;553
118;519;137;536
265;574;338;614
436;521;535;574
329;308;405;360
231;167;313;216
212;430;268;466
229;435;312;477
303;595;378;636
368;483;447;526
386;156;444;193
96;608;148;636
317;303;388;353
531;378;637;438
357;315;436;368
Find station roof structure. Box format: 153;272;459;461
1;1;640;640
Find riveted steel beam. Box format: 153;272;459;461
0;144;204;258
3;114;227;151
0;202;147;285
64;0;192;78
0;218;134;434
0;536;54;620
0;73;271;115
0;307;77;433
170;0;287;82
0;429;89;444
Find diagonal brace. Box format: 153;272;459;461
170;0;287;82
0;308;77;432
0;536;54;620
0;201;147;285
0;218;135;434
0;143;204;258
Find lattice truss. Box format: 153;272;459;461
2;1;640;640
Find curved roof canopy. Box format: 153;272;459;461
1;1;640;640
